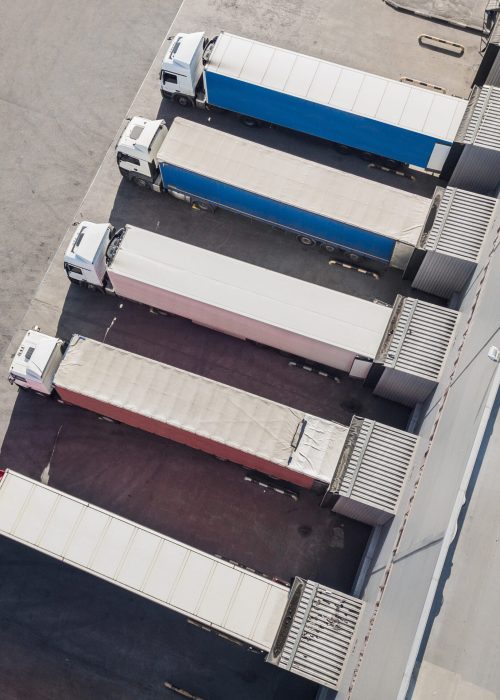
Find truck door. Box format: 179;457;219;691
64;263;86;284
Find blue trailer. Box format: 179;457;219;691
159;32;468;171
116;117;431;267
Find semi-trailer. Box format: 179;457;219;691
7;329;416;517
0;469;364;690
158;32;468;170
63;220;391;374
63;221;459;405
116;116;431;265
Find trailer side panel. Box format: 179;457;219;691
160;163;396;261
205;73;447;168
107;226;391;369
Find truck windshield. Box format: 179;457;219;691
162;71;178;84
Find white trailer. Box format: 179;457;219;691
64;222;392;376
0;469;364;690
63;222;459;404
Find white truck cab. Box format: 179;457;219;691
8;330;65;395
64;221;114;288
116;117;167;187
160;32;207;103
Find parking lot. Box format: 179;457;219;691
0;0;484;698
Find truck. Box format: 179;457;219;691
7;330;351;489
63;220;392;375
116;116;431;265
7;330;417;517
0;469;364;690
63;221;460;406
158;31;468;169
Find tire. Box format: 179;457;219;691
239;114;260;128
297;235;315;247
322;243;336;253
131;175;149;189
175;94;193;108
193;200;214;212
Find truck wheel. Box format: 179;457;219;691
193;200;214;212
175;94;193;108
322;243;336;253
131;175;149;189
240;115;261;128
298;235;315;247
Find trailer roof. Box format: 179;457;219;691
206;33;467;142
159;118;430;245
109;225;392;360
54;336;349;483
0;470;287;650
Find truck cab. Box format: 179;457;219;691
8;330;65;395
64;221;114;288
160;32;206;103
116;117;167;188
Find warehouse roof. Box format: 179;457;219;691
159;118;431;246
109;225;392;360
53;336;349;483
206;33;467;142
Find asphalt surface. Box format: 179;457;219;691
0;0;182;360
383;0;486;30
0;1;488;699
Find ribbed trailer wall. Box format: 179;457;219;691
327;418;418;525
411;188;497;298
0;470;287;650
52;335;349;488
371;297;459;406
157;119;430;264
445;85;500;195
107;226;392;374
204;33;467;169
266;577;364;690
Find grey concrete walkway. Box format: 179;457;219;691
0;0;182;358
